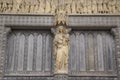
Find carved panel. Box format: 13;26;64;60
69;30;116;76
5;30;53;76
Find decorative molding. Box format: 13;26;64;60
0;15;119;28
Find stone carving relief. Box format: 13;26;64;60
52;26;71;74
54;8;68;25
103;0;109;13
116;1;120;13
0;0;120;14
91;0;97;13
108;0;116;14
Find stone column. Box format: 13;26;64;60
111;27;120;80
0;26;11;80
0;25;4;79
117;27;120;80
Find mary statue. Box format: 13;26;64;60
53;26;70;74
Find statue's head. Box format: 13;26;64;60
57;26;64;33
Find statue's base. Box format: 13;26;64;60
54;74;68;80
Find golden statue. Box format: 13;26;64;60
37;0;45;13
83;0;88;14
87;0;92;14
12;0;17;13
97;0;103;13
65;0;72;14
51;0;58;14
52;26;71;74
23;0;30;13
12;0;22;13
71;0;76;13
1;0;7;12
92;0;97;14
45;0;51;13
76;0;81;13
103;0;109;14
108;0;117;13
29;0;36;13
34;2;39;13
18;0;26;13
116;0;120;13
4;0;13;13
0;1;2;12
79;0;85;14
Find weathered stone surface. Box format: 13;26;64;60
0;15;119;80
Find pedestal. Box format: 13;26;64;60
54;74;68;80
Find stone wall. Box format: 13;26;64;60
0;14;120;80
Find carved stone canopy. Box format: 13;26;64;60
54;8;68;26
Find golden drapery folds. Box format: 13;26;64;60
0;0;120;14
